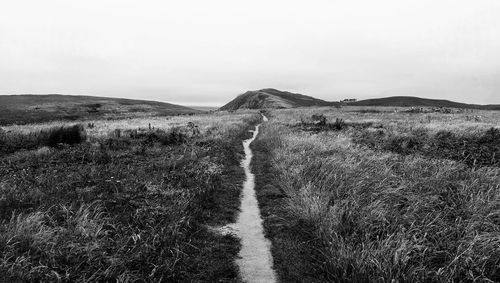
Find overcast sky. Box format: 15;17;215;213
1;0;499;106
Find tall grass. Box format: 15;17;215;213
353;127;500;167
0;124;86;155
3;111;256;138
270;106;500;135
0;112;262;281
256;111;500;282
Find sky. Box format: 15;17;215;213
1;0;499;106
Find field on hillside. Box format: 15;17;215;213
0;95;198;126
0;111;261;281
253;106;500;282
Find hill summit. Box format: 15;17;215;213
220;88;337;111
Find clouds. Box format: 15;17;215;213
1;0;499;105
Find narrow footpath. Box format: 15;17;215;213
234;113;276;283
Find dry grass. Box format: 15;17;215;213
271;106;500;135
0;111;262;281
255;107;500;282
2;111;253;138
1;124;87;156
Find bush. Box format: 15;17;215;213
0;124;86;155
332;118;346;130
141;127;188;146
40;124;86;147
311;114;327;125
162;127;188;145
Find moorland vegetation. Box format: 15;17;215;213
0;112;261;281
1;102;499;282
253;107;500;282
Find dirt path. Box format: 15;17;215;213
234;113;276;283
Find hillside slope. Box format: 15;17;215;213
350;96;500;110
0;94;198;125
220;88;338;111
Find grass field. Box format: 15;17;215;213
254;106;500;282
1;105;499;282
0;111;261;281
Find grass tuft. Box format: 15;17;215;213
0;124;86;155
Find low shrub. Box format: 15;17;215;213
141;127;188;146
0;124;86;155
353;127;500;167
298;117;370;132
162;127;188;145
311;114;327;125
332;118;346;130
40;124;86;147
383;129;429;154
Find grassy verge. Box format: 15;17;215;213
0;113;261;281
252;132;330;282
255;116;500;282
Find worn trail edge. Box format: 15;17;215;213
234;114;276;283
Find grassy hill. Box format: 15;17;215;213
0;94;199;125
350;96;500;110
220;88;338;111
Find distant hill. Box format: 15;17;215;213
0;94;199;125
220;88;338;111
350;96;500;110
